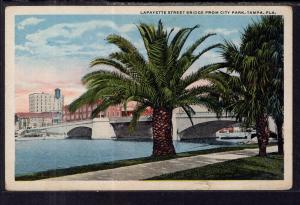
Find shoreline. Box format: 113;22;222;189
15;135;66;141
15;144;263;181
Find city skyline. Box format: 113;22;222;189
15;14;257;112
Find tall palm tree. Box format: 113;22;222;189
263;16;284;154
219;16;283;156
69;20;224;156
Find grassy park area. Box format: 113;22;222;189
148;153;283;180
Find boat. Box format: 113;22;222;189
216;127;257;143
22;130;48;138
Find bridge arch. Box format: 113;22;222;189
67;126;92;139
178;120;237;140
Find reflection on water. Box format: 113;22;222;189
15;139;233;176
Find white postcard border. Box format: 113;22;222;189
5;5;293;191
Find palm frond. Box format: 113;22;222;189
181;63;225;89
128;103;148;132
106;34;145;64
90;58;130;76
181;105;196;126
91;96;123;118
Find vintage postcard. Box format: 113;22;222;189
5;6;293;190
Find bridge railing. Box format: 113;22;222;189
21;112;235;132
175;111;235;118
24;118;94;131
109;116;152;123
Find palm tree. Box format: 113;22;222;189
263;16;284;154
69;20;224;156
219;16;283;156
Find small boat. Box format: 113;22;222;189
216;127;256;143
22;130;48;138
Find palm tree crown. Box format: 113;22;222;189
69;20;224;156
219;16;283;156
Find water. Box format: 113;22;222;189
15;139;228;176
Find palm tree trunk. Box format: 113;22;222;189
256;115;269;157
152;107;176;156
276;120;284;155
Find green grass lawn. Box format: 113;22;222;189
147;153;283;180
16;144;261;181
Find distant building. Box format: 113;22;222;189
63;100;153;122
29;88;64;113
29;88;64;124
62;100;122;122
120;101;153;117
15;112;59;130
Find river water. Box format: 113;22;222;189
15;139;230;176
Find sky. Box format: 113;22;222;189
15;14;259;112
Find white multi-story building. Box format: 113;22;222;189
29;89;64;113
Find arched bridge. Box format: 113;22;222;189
22;112;236;140
172;112;236;140
25;118;116;139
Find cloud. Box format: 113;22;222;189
97;32;106;38
204;28;239;36
133;39;146;54
14;19;138;111
16;20;137;58
17;17;45;30
201;50;220;59
15;45;31;52
24;20;136;45
15;56;89;112
119;24;136;33
231;38;241;46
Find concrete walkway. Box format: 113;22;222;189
43;146;277;181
